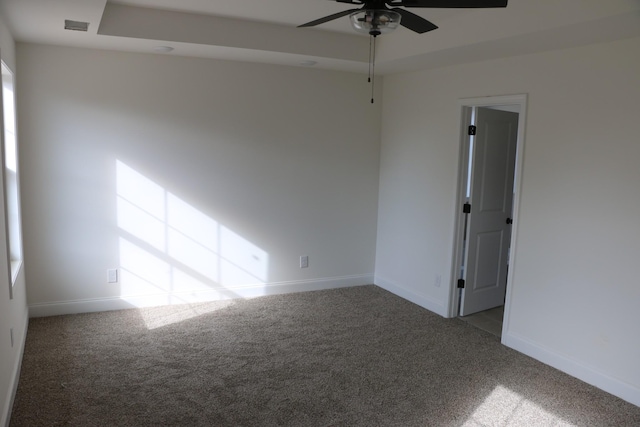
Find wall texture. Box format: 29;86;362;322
375;36;640;406
0;14;29;427
17;44;381;315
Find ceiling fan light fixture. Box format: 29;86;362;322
349;9;401;36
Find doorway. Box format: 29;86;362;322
449;95;527;340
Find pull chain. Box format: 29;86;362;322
371;35;376;104
368;35;373;84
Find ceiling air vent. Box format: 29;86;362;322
64;20;89;32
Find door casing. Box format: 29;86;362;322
448;94;528;341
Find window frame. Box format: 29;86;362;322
1;59;24;297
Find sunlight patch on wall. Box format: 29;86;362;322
116;160;269;315
463;385;576;427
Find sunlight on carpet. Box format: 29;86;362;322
138;300;236;330
463;385;576;427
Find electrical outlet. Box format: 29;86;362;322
107;269;118;283
300;256;309;269
434;274;442;288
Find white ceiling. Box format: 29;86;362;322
1;0;639;74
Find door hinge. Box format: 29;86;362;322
468;125;477;136
457;279;465;289
463;203;471;214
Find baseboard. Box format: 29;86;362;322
503;330;640;407
2;307;28;427
28;274;375;318
374;275;447;317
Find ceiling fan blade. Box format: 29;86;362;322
390;0;507;8
298;9;359;28
392;8;438;34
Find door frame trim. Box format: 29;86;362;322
448;94;528;339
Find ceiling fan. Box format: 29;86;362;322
299;1;508;104
299;0;509;37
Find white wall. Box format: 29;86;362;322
17;44;381;315
376;36;640;406
0;14;29;427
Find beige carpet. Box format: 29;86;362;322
10;285;640;426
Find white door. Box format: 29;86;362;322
459;107;518;316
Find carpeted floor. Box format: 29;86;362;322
10;285;640;426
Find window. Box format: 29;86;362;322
1;60;23;293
